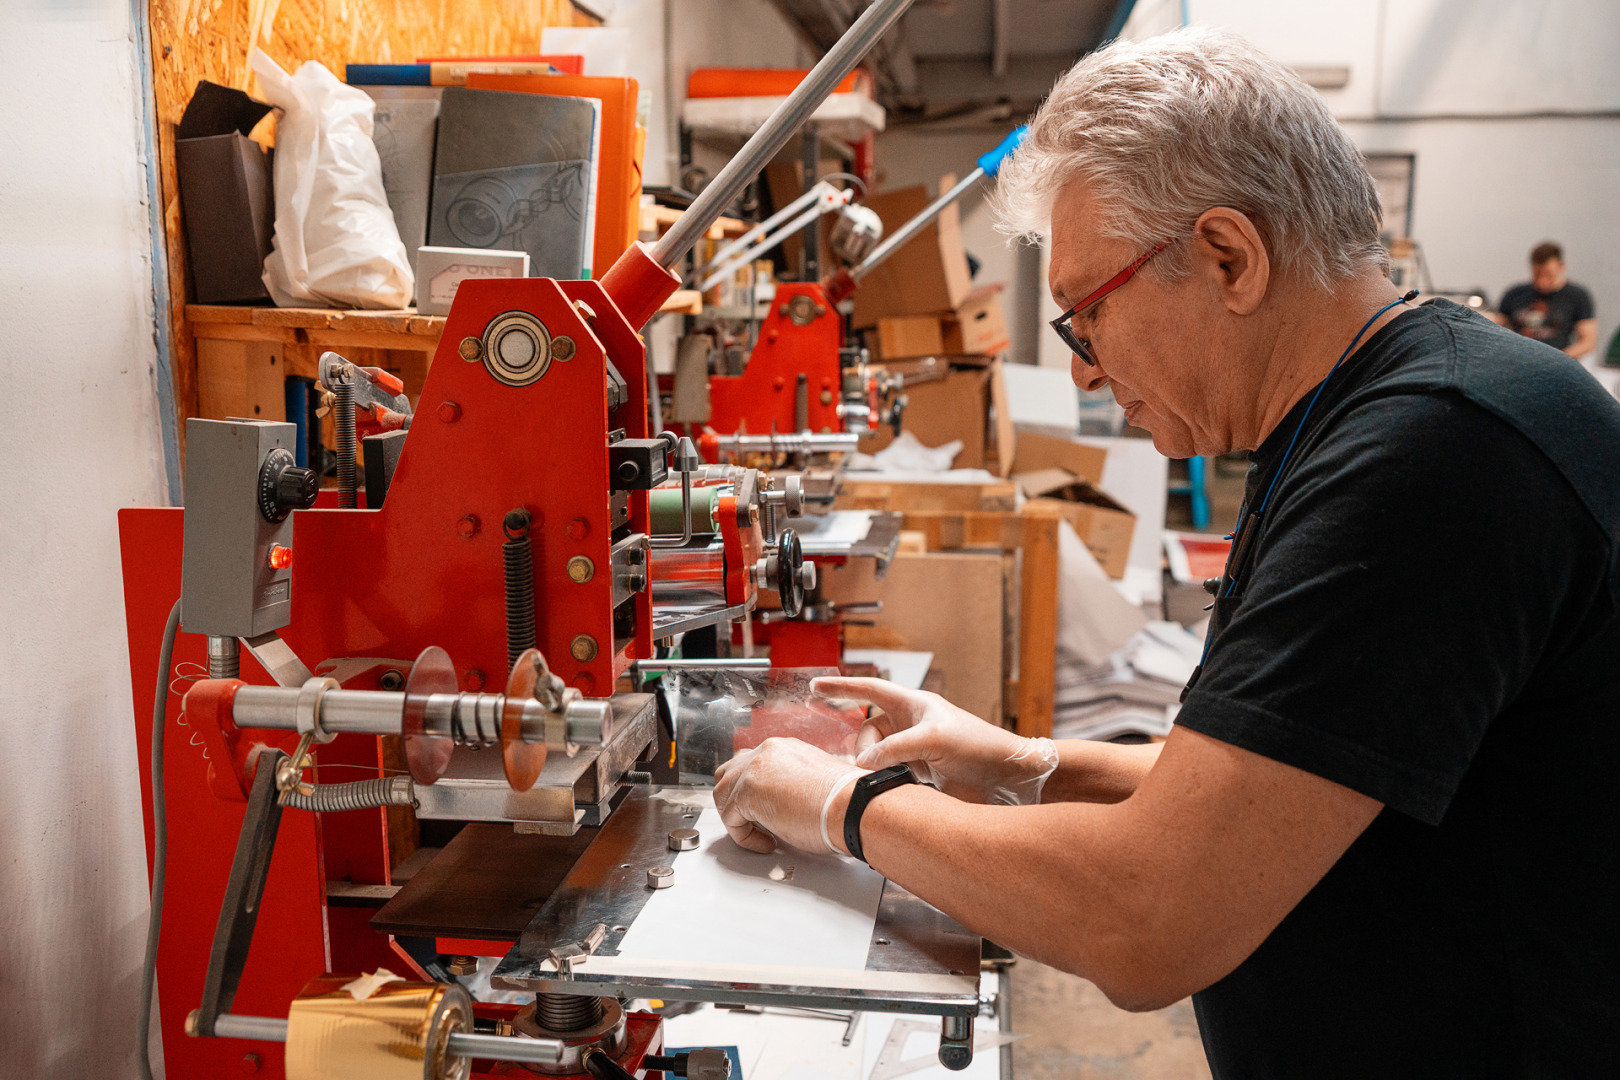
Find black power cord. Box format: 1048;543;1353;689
138;599;182;1080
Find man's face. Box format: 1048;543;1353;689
1047;182;1230;458
1532;258;1566;293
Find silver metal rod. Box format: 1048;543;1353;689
229;687;609;746
449;1031;566;1065
852;167;984;281
648;0;915;270
710;432;862;455
699;180;840;279
636;658;774;673
213;1014;290;1042
205;1013;566;1065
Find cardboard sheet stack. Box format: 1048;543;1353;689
1052;621;1204;742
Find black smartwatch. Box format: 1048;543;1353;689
843;764;919;864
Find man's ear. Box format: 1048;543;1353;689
1191;207;1269;315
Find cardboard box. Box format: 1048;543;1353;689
852;176;973;328
1010;431;1107;486
859;365;991;467
174;82;275;304
839;478;1017;513
875;315;945;360
821;550;1006;724
1017;469;1137;579
944;285;1009;356
415;246;529;315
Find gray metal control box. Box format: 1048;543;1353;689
181;418;297;638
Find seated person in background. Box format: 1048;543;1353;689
1495;241;1597;357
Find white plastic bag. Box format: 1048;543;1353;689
250;48;413;309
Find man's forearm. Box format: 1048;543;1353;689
1040;738;1161;803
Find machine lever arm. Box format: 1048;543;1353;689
194;750;287;1038
600;0;916;328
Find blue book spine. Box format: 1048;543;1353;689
345;64;432;86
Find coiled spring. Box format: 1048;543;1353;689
504;510;537;673
447;692;503;751
536;992;604;1032
281;776;414;812
334;377;357;508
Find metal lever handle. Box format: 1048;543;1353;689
648;0;916;271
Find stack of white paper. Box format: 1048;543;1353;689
1051;621;1203;741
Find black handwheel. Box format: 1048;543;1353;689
775;529;805;618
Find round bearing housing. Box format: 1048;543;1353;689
481;311;554;387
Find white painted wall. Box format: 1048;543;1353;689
1119;0;1620;362
0;0;170;1073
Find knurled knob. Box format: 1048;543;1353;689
259;449;319;522
277;466;318;509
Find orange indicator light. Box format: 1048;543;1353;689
267;544;293;570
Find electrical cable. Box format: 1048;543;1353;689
138;598;182;1080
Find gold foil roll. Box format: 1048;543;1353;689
285;974;472;1080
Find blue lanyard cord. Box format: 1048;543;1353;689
1197;290;1419;663
1253;291;1418;519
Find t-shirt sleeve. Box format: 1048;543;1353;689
1572;286;1596;322
1177;392;1600;825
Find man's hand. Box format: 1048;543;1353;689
714;738;865;854
813;676;1058;805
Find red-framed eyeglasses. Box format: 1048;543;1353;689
1050;239;1172;366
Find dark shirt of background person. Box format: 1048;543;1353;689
1496;241;1597;357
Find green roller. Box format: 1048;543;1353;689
650;484;721;536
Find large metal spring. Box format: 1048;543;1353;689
447;692;502;751
281;776;414;812
334;377;357;508
503;510;536;673
536;992;604;1032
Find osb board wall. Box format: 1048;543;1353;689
149;0;595;444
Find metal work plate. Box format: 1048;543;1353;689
793;510;903;573
414;695;655;826
651;601;753;639
491;786;981;1017
371;823;597;940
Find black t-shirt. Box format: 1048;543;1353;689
1499;281;1594;350
1177;300;1620;1078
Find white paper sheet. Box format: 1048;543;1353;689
794;511;877;550
616;808;887;973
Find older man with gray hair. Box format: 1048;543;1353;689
715;28;1620;1077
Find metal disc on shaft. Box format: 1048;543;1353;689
502;649;550;792
402;645;457;785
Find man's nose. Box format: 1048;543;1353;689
1072;354;1111;392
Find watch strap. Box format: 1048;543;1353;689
843;763;918;863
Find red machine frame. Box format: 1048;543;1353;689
121;276;660;1079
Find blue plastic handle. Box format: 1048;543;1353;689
977;125;1028;179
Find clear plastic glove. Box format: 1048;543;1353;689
714;737;865;855
813;676;1059;806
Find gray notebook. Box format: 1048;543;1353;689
366;92;440;302
428;87;601;281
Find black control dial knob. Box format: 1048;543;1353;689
259;448;319;522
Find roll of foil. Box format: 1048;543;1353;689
285;974;471;1080
650;544;727;606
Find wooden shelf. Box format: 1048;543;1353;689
189;291;704;423
639;203;750;239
